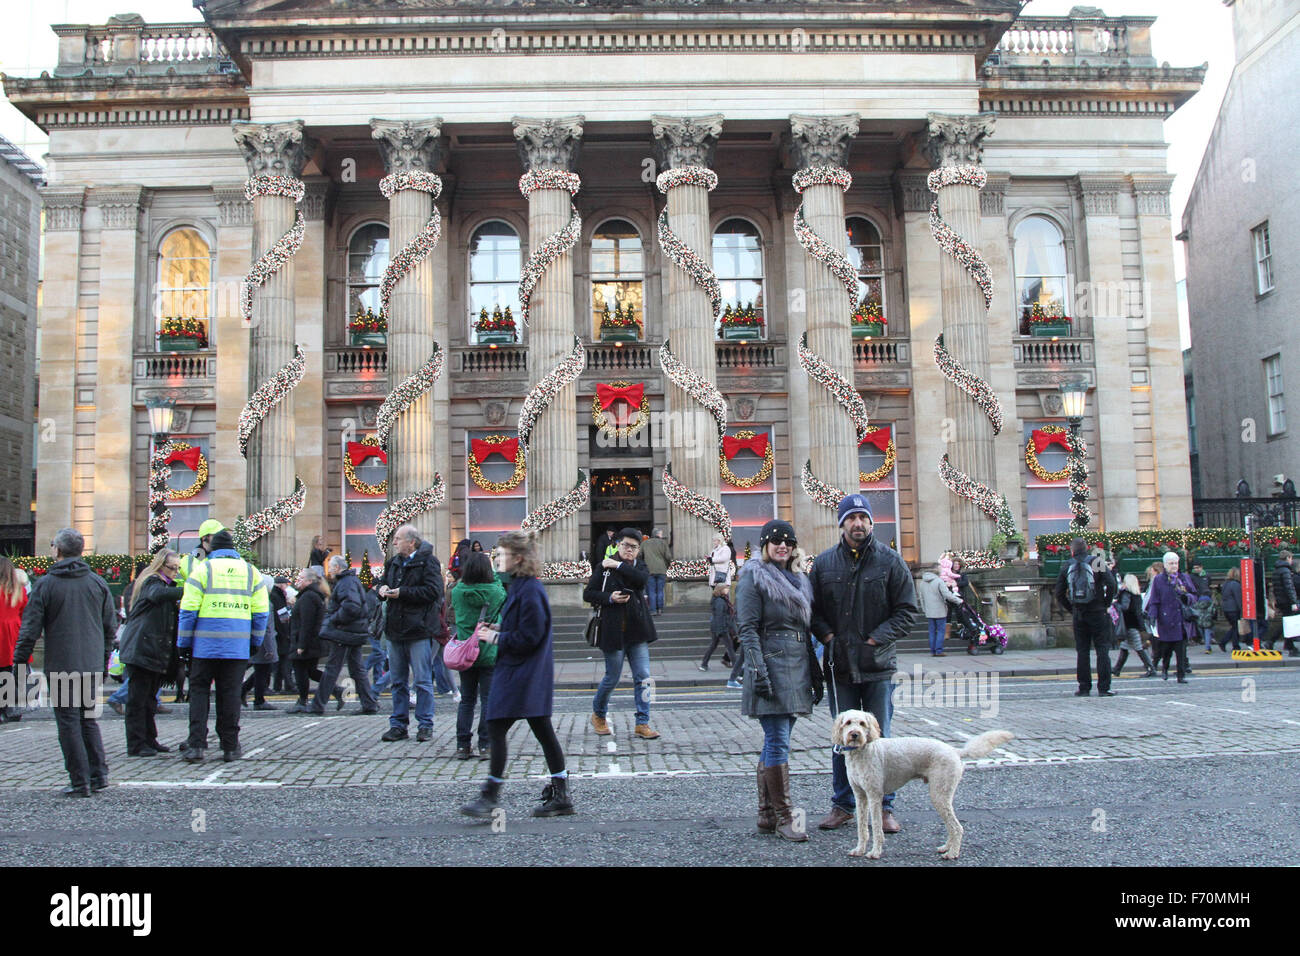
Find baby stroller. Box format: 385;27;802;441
954;598;1008;655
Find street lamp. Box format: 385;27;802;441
1058;382;1090;531
146;396;177;554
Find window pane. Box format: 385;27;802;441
158;228;210;320
348;225;389;281
713;220;763;280
470;223;521;282
1014;217;1067;277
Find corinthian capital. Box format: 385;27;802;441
924;112;996;168
370;118;445;175
789;113;859;169
232;120;316;179
512;116;585;173
651;114;724;171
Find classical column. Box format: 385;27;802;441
790;113;863;554
652;114;726;572
232;120;315;568
211;183;253;528
293;176;333;559
34;187;84;547
371;118;448;552
513;116;585;573
925;112;1008;557
92;185;145;553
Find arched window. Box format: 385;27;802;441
846;217;885;313
591;219;644;341
713;218;765;339
1013;216;1069;333
156;227;210;350
347;223;388;329
469;221;522;344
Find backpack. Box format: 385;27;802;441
1066;557;1096;606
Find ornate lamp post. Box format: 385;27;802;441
1059;382;1090;531
146;396;176;554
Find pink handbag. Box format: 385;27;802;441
445;608;491;672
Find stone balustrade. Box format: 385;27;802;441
993;14;1154;66
54;18;229;76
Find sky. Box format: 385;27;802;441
0;0;1236;346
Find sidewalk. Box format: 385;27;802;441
552;646;1300;688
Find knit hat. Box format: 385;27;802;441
210;530;235;552
759;519;797;546
837;493;873;527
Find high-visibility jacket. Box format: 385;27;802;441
178;548;207;583
177;549;269;660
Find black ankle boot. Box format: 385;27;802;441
1114;649;1129;677
1138;649;1156;678
461;779;502;818
532;775;575;817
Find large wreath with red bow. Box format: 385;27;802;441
720;430;774;489
344;435;388;496
469;434;526;494
591;381;649;439
1025;425;1070;482
858;426;896;484
164;442;209;500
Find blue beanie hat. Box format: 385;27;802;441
837;493;873;527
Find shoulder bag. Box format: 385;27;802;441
584;571;609;648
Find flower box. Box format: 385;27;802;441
852;321;886;339
477;330;517;345
350;332;387;348
159;335;201;352
1029;322;1072;338
720;325;763;342
600;328;640;342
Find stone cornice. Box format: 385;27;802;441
1129;173;1175;218
1074;173;1128;216
2;72;249;132
40;186;86;232
91;185;146;231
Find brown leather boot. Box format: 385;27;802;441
767;764;808;842
756;761;775;833
590;714;610;735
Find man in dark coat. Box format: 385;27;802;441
310;556;380;715
809;494;918;834
377;524;444;742
1055;537;1119;696
1271;552;1300;656
584;528;660;740
14;528;117;797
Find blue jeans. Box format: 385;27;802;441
433;642;456;695
593;641;652;725
647;574;667;614
363;635;388;689
110;674;159;707
759;714;797;766
928;618;946;654
830;677;894;813
1200;626;1214;650
387;638;434;730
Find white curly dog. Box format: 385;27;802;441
832;709;1013;861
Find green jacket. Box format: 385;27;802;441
451;579;507;667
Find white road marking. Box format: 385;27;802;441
273;733;296;742
1166;701;1196;707
1217;709;1251;715
606;741;617;753
119;781;282;789
244;747;266;758
1283;719;1300;726
201;768;225;784
608;762;621;775
303;721;321;728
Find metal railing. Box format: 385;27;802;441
1193;498;1300;530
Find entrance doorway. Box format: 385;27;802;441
589;468;653;551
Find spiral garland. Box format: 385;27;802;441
663;462;731;542
374;346;447;553
378;170;443;322
656;166;722;323
796;332;869;508
518;170;582;328
792;165;859;307
929;164;1018;561
240;175;306;324
520;469;592;582
1068;433;1091;530
148;442;173;554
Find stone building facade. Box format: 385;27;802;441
2;1;1201;570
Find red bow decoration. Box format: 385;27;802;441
1031;429;1072;454
858;428;891;452
472;438;519;464
346;442;389;467
164;447;202;471
596;383;645;410
722;433;770;459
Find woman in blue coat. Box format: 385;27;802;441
1144;551;1196;683
461;530;573;820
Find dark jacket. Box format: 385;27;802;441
290;583;327;659
1220;578;1242;619
710;592;735;637
270;585;291;657
1117;588;1145;631
583;557;657;653
118;574;184;674
364;588;383;643
809;535;918;683
737;559;819;718
14;558;117;676
381;542;444;643
1273;559;1298;614
1145;570;1198;643
482;575;554;720
1054;555;1118;622
320;569;369;646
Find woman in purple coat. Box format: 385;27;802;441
1143;551;1196;683
461;530;573;820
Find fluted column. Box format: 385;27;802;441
232;120;315;568
371;119;446;551
652;114;725;571
790;113;862;554
514;117;585;571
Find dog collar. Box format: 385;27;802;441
832;744;861;754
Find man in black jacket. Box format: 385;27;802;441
809;495;918;834
310;556;380;715
1054;537;1119;697
377;525;444;742
14;528;117;797
1270;552;1300;656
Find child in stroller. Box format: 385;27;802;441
952;597;1008;655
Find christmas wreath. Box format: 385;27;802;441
1025;425;1071;482
344;435;388;496
720;430;774;489
164;442;209;500
469;434;526;494
591;381;650;439
858;426;896;484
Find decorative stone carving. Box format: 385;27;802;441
1039;391;1064;416
1076;175;1124;216
359;404;379;427
924;112;996;168
169;408;192;433
981;173;1010;216
731;395;757;421
212;183;252;227
232;120;315;179
854;371;912;389
651;114;723;171
370;118;445;175
41;186;85;232
789;113;859;169
94;186;145;231
893;172;931;214
302;177;335;222
1130;174;1175;217
483;401;508;426
860;393;881;418
512;115;585;172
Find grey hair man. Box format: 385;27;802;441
14;528;117;797
309;555;380;715
377;525;444;741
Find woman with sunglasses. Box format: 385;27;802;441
736;519;822;842
117;549;185;755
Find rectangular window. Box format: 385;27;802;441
1265;354;1286;435
720;425;776;561
342;432;387;569
466;429;527;550
1253;222;1274;295
858;424;900;552
1023;422;1072;544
